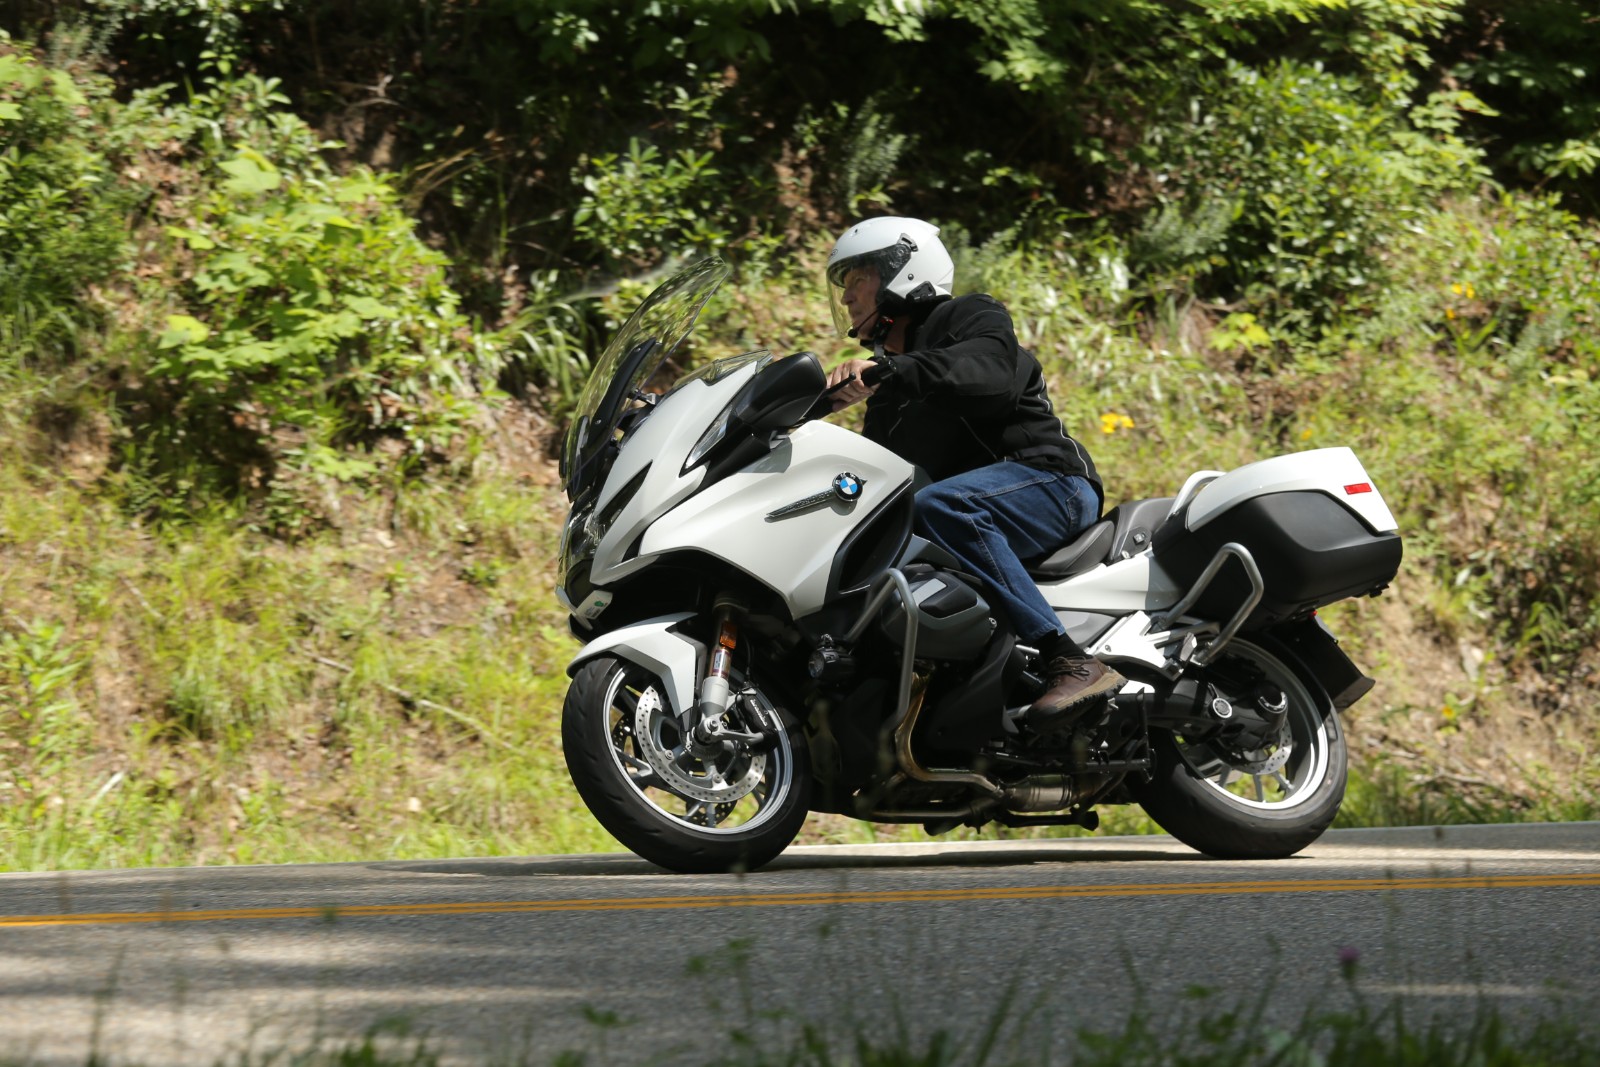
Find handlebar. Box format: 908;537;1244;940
803;372;856;423
802;357;889;422
823;372;857;396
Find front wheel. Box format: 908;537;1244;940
1135;636;1347;859
562;656;811;873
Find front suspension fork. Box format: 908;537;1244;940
688;597;765;750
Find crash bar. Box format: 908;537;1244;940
842;568;1005;798
1151;541;1264;667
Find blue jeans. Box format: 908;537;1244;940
913;463;1100;647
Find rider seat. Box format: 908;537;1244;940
1026;497;1176;581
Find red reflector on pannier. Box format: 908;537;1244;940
1344;482;1372;495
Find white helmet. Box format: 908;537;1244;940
825;217;954;339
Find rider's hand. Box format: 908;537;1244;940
827;358;880;412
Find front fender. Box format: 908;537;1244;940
566;613;705;716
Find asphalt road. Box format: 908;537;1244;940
2;823;1597;1065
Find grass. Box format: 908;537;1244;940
1338;752;1600;829
2;190;1599;871
20;965;1596;1066
0;440;618;870
2;340;1596;872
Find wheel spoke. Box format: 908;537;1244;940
597;665;793;839
1187;749;1227;780
607;718;663;789
622;757;664;790
1160;640;1344;819
687;800;721;828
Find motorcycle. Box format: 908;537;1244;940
556;256;1402;873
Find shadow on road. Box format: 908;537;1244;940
374;841;1208;879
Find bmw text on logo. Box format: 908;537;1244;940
766;473;868;521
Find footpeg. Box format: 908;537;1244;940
1001;703;1030;736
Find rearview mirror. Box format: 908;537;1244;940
732;352;827;432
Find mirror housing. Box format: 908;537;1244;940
731;352;827;433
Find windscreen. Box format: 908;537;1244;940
561;256;731;500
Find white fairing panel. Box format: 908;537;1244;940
642;420;915;617
1037;553;1185;615
589;367;753;584
1185;447;1399;534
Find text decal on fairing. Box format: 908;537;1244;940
765;473;867;521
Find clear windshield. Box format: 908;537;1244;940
561;256;732;500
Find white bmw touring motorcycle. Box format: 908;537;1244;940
557;257;1402;873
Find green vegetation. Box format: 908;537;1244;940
25;970;1599;1065
2;1;1599;870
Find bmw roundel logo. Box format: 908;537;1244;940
832;472;864;502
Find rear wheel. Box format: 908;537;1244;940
562;656;811;873
1136;636;1346;859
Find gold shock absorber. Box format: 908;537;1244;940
710;612;738;683
695;596;745;732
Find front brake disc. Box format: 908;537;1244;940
633;687;766;805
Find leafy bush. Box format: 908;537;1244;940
0;618;90;786
96;70;507;521
1128;59;1487;327
0;39;131;362
571;139;730;268
2;38;603;529
1448;0;1600;211
151;149;480;462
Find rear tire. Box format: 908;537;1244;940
1135;636;1346;859
562;656;811;873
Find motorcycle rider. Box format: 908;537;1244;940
823;216;1126;728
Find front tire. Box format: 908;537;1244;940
1135;636;1347;859
562;656;811;873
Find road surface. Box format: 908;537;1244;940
2;822;1597;1064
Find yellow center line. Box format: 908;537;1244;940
4;872;1597;929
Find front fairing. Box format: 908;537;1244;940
560;257;732;503
556;349;774;622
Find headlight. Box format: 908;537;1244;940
562;465;653;582
557;502;597;588
683;397;739;472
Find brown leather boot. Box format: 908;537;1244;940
1025;655;1126;732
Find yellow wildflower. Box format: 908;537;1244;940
1099;412;1135;434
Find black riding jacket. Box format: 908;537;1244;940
864;294;1102;503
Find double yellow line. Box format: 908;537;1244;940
4;872;1598;929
